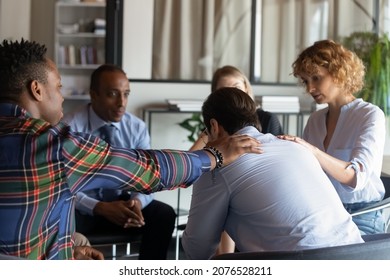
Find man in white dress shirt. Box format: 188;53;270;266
181;87;363;260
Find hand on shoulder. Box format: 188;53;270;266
207;134;262;168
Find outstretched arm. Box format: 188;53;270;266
278;135;356;186
65;133;261;195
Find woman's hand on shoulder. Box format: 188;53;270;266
277;135;318;154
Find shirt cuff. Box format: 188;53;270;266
75;192;99;216
131;193;154;209
347;161;359;173
347;160;365;191
192;150;212;172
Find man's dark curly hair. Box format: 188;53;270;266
0;39;48;102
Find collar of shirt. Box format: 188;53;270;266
88;103;120;133
0;103;29;118
0;102;65;134
236;126;278;145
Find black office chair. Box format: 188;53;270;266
212;233;390;260
213;176;390;260
350;175;390;231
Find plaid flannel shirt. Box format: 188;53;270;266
0;103;210;259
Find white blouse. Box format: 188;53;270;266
303;98;385;203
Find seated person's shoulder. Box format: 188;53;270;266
123;111;145;122
122;112;148;129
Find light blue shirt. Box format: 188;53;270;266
303;98;385;203
182;126;363;259
63;103;153;215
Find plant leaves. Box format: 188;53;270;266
177;113;205;143
343;32;390;115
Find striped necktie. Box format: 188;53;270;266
97;124;128;200
98;124;116;145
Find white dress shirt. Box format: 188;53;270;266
182;126;363;260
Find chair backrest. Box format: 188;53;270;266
381;175;390;199
85;232;142;246
350;176;390;217
212;233;390;260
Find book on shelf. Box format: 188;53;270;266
68;44;76;66
59;44;101;66
79;46;88;65
58;46;66;65
87;46;97;64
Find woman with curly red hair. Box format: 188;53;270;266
279;40;386;235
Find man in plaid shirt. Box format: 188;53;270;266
0;39;260;259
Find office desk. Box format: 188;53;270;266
143;106;312;137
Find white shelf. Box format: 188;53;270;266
55;1;106;101
58;64;101;70
57;33;105;38
57;1;106;8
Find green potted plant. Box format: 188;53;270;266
343;32;390;115
177;113;205;143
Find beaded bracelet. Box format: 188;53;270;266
203;146;224;168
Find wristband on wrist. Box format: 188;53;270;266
203;146;224;168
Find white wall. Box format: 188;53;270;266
30;0;55;60
0;0;31;41
122;0;154;79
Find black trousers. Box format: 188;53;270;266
75;200;176;260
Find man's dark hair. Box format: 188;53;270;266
0;39;48;102
202;87;260;135
90;64;127;92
